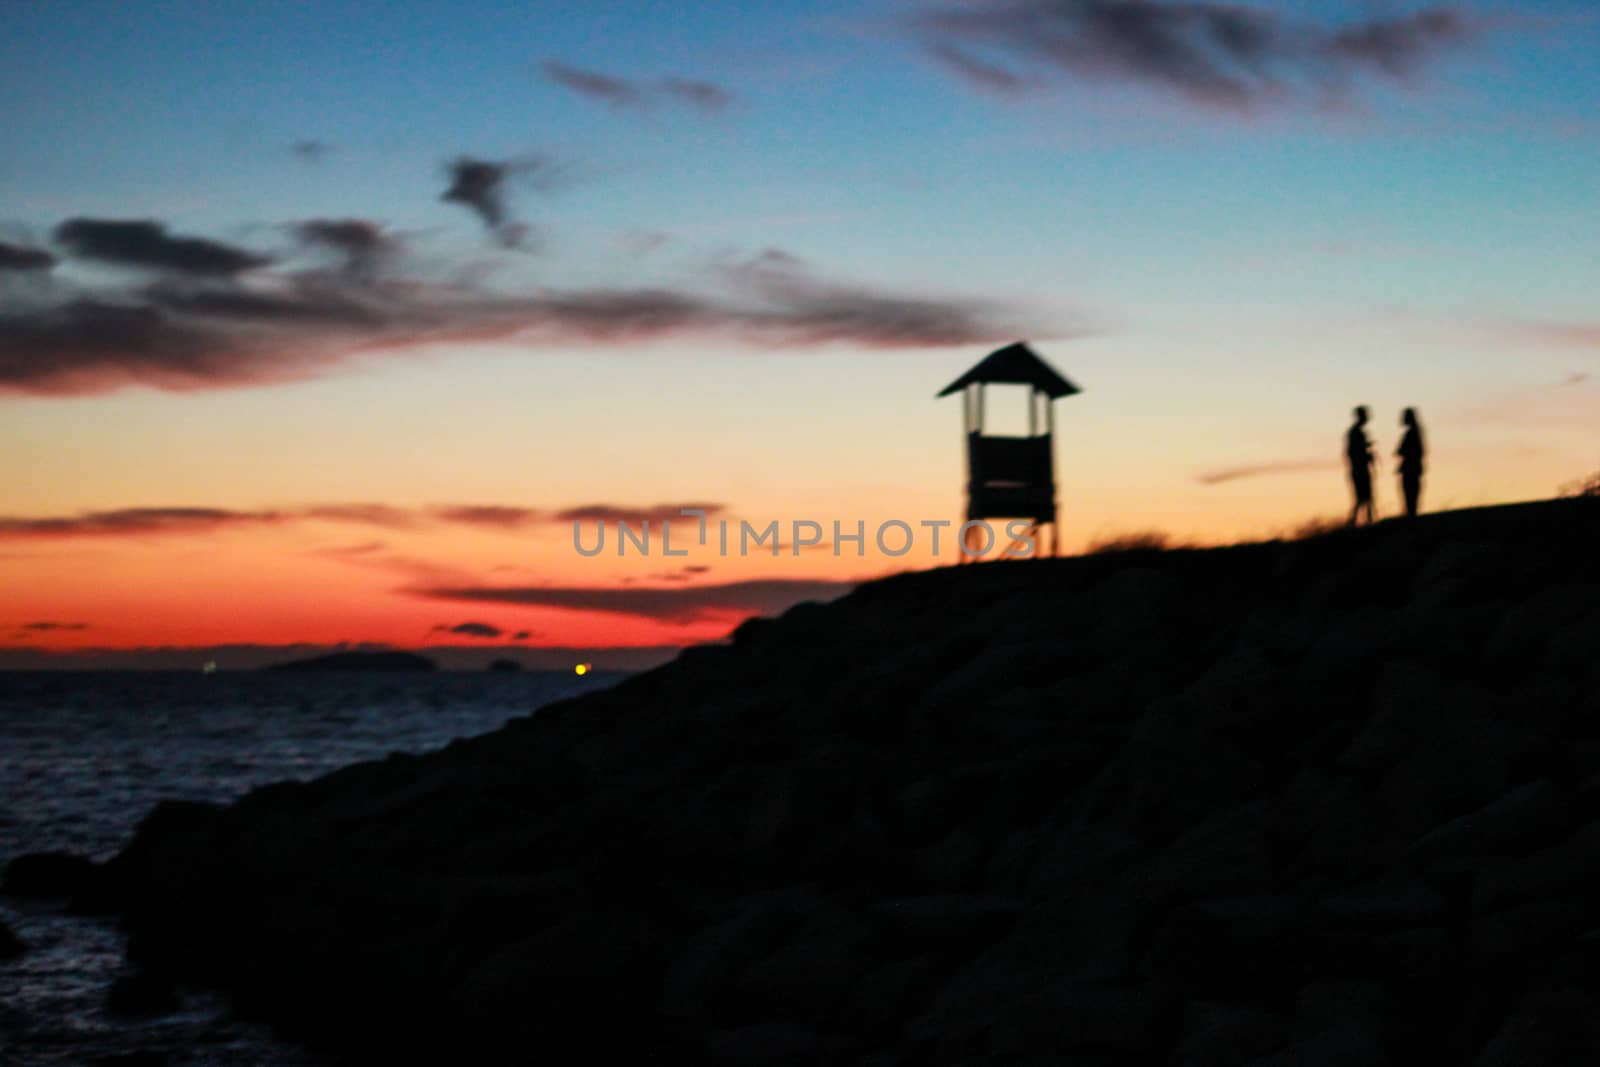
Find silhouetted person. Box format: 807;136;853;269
1397;407;1425;518
1346;406;1376;526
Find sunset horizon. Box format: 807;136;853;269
4;0;1597;668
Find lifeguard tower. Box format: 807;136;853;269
937;342;1080;558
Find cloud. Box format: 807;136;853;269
54;218;273;276
542;61;643;108
1459;373;1599;430
0;504;401;539
429;505;543;529
929;44;1033;94
0;242;56;272
294;219;402;281
555;502;726;525
1488;318;1600;349
1324;9;1474;79
432;621;504;638
915;1;1482;112
0;501;729;540
0;506;288;539
543;60;735;113
1196;459;1337;485
1;232;1048;395
319;540;387;557
290;140;332;163
661;77;734;112
440;156;563;248
717;248;1036;348
300;503;419;528
415;577;852;624
16;621;90;632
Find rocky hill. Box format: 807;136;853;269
89;498;1600;1063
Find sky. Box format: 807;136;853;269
2;0;1597;668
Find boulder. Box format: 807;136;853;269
0;917;25;959
3;850;97;899
106;973;181;1016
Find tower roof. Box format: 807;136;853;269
936;342;1081;400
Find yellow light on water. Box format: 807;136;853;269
575;663;590;676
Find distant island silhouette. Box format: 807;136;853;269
264;650;438;673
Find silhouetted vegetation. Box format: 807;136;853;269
1085;529;1174;554
1563;470;1600;498
1286;515;1346;541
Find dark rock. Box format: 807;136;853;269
83;497;1600;1064
704;1022;822;1063
0;917;25;959
1171;1001;1288;1066
1474;991;1600;1066
873;894;1022;944
1404;780;1571;868
985;984;1159;1058
1317;884;1448;932
88;1053;169;1067
106;973;181;1016
1246;1024;1388;1067
3;850;97;899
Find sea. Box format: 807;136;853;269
0;669;623;1066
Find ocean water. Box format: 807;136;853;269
0;669;622;1065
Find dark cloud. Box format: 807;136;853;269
929;44;1032;94
916;1;1482;112
432;621;504;639
4;218;1050;396
1324;9;1474;79
54;218;272;276
0;242;56;272
556;502;726;525
1196;459;1336;486
430;505;543;529
0;501;724;539
542;61;643;108
290;140;332;163
294;219;401;280
0;503;406;539
440;156;561;248
543;60;735;114
718;248;1032;348
416;578;852;624
320;540;387;557
661;77;734;112
0;506;287;539
301;503;419;528
17;621;90;632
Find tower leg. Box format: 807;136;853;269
963;521;984;562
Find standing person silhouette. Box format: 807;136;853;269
1397;407;1426;518
1346;406;1376;526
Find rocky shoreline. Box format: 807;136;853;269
15;498;1600;1064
